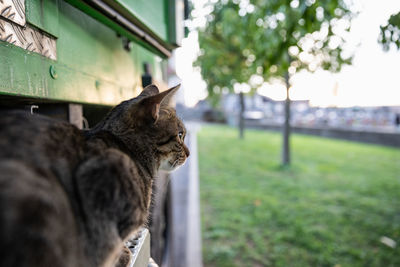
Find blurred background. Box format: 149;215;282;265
172;0;400;266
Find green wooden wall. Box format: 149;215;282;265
116;0;169;42
0;0;168;106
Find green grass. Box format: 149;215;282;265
198;125;400;267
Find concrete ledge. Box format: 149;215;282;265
164;122;203;267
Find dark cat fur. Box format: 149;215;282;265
0;84;189;267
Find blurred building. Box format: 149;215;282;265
219;93;400;132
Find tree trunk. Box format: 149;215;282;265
238;91;245;139
282;71;291;166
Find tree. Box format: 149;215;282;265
195;0;355;165
194;2;257;138
379;11;400;51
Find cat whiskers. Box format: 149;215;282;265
171;159;179;168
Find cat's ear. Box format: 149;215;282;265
138;84;159;97
160;84;180;108
139;84;180;123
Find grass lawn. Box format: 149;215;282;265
198;125;400;267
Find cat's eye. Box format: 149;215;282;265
178;132;184;141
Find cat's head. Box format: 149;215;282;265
93;84;189;172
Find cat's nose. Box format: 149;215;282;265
184;145;190;157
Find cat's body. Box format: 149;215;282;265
0;85;189;267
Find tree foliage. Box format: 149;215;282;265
379;11;400;51
194;0;356;106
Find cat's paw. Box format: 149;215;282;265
115;245;132;267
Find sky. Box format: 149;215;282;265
174;0;400;107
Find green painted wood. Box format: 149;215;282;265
115;0;169;42
26;0;60;37
167;0;186;46
168;0;177;45
0;0;165;106
65;0;170;58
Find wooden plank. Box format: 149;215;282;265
68;104;83;129
26;0;60;37
112;0;169;41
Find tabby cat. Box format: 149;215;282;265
0;84;189;267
